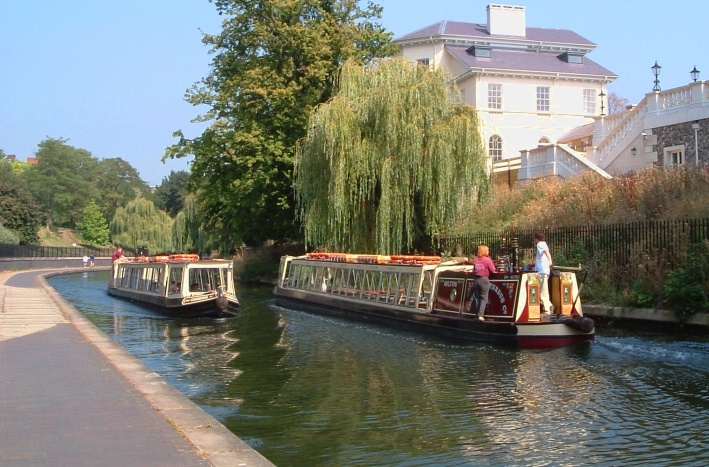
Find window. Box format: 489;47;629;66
468;45;491;57
536;86;550;112
489;135;503;160
416;58;430;67
584;89;596;114
488;84;502;110
664;145;685;167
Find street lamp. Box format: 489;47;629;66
631;147;637;156
690;65;700;82
599;89;606;116
652;61;662;91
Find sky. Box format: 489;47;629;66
2;0;707;186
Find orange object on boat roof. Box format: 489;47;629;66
168;254;200;262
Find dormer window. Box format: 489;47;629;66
467;45;492;58
559;52;584;64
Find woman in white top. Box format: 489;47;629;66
534;232;554;315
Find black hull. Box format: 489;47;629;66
274;287;593;348
107;286;238;318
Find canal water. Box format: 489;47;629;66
48;271;709;467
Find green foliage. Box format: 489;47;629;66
295;59;488;254
17;139;152;231
663;241;709;318
0;223;20;244
76;201;110;245
94;157;152;222
24;138;100;229
240;260;280;284
0;175;41;244
164;0;398;248
154;170;190;217
170;194;218;254
109;196;174;253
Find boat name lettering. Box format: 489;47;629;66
443;280;462;287
490;283;509;315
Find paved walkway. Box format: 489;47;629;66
0;269;273;467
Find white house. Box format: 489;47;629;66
394;3;708;184
394;3;616;183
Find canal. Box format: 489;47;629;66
48;270;709;466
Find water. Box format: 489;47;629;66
48;271;709;466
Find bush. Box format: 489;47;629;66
663;241;709;318
240;260;280;284
0;223;20;244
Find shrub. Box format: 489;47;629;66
663;241;709;318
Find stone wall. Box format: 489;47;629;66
654;118;708;167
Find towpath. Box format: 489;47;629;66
0;269;273;467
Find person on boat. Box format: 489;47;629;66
111;246;123;263
469;244;496;321
170;282;180;294
534;232;554;316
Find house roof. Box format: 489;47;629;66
558;123;595;143
446;46;616;78
396;20;596;48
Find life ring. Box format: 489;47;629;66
169;254;200;262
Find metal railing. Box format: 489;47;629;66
436;218;709;270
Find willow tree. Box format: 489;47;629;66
295;59;488;254
109;196;173;253
171;194;218;255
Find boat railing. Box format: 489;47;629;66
280;255;437;311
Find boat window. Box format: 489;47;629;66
314;266;325;292
287;264;300;288
169;268;183;294
351;269;363;298
187;268;220;292
332;267;345;295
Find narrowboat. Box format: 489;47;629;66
273;253;594;349
108;254;239;318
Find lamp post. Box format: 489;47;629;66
599;89;606;116
652;61;662;91
692;121;700;166
690;66;700;82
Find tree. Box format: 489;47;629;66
76;201;110;245
608;92;630;115
295;59;489;254
171;193;217;254
109;196;174;253
154;170;190;217
24;138;99;229
95;157;152;222
0;177;41;244
164;0;397;247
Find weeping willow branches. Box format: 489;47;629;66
294;59;488;254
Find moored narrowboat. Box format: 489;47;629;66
273;253;594;349
108;254;239;318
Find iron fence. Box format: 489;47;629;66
0;244;115;258
436;218;709;271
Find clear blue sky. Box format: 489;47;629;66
2;1;706;186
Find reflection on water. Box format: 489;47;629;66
49;271;709;467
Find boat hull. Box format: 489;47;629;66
107;285;238;318
274;286;593;349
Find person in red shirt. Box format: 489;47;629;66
469;244;496;321
111;246;123;263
